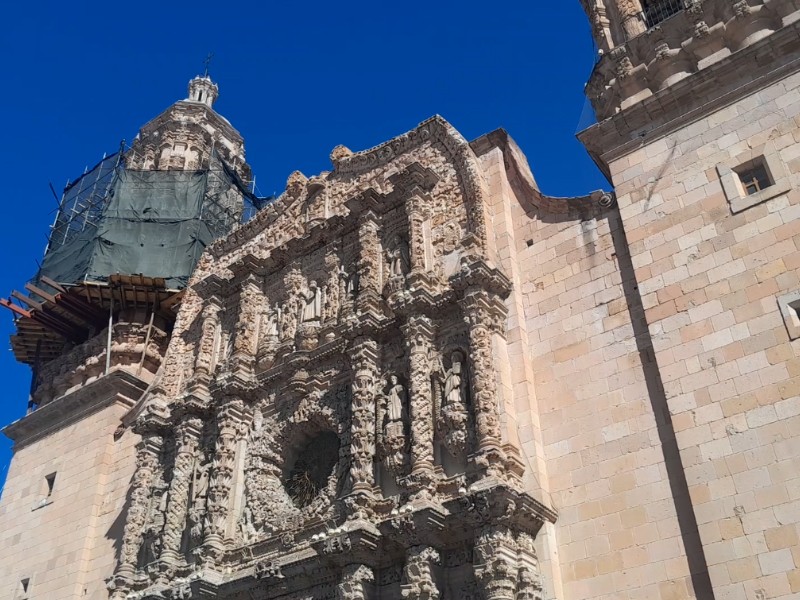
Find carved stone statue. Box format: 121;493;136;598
280;297;300;340
386;374;406;424
239;504;257;543
302;281;322;322
343;266;359;298
378;373;409;477
443;351;467;408
436;350;470;458
265;305;280;338
387;234;411;277
193;461;210;503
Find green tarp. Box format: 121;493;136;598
39;170;213;289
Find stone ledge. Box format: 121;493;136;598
579;19;800;176
4;370;146;449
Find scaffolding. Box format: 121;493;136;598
2;148;271;367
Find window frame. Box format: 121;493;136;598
717;142;790;213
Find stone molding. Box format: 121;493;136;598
586;0;800;121
580;18;800;176
3;370;145;449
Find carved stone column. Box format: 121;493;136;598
110;429;164;598
193;299;222;387
160;416;203;564
405;192;439;297
474;526;518;600
515;533;545;600
402;315;436;491
348;337;379;500
231;276;263;376
401;545;440;599
614;0;647;40
202;397;246;562
356;209;383;315
460;288;505;477
406;193;428;274
336;564;375;600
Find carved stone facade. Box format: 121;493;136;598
107;116;559;600
3;3;800;599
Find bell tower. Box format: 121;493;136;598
0;74;256;600
579;1;800;599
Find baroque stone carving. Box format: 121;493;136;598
402;316;436;491
387;234;411;278
336;564;374;600
436;350;470;458
377;373;409;477
401;546;440;599
110;114;561;599
348;338;379;499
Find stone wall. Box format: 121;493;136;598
0;400;138;599
474;133;701;600
603;69;800;600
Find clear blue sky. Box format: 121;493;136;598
0;1;607;489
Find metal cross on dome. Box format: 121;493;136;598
203;53;214;78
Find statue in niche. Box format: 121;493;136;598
302;281;322;322
387;234;411;277
187;460;210;548
139;480;168;566
443;351;467;408
239;504;257;544
385;374;407;425
280;297;300;340
193;460;210;503
435;350;470;458
378;373;408;476
342;265;359;298
265;305;280;338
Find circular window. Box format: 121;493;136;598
285;431;340;508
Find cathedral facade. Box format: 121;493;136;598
2;2;800;599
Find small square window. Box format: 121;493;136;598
734;159;772;196
717;143;790;213
778;292;800;340
45;473;56;497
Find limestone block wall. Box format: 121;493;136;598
0;403;138;600
608;71;800;600
476;137;699;600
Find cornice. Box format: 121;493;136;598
3;370;146;449
580;19;800;177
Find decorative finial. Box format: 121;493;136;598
203;52;214;78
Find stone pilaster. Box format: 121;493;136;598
515;532;545;600
405;192;439;296
192;299;222;390
474;526;518;600
460;288;506;478
406;193;428;274
110;429;164;598
336;564;374;600
402;315;436;491
400;545;440;599
159;416;203;564
202;397;246;562
348;337;379;498
355;210;383;315
615;0;647;39
231;276;263;377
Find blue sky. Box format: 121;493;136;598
0;1;607;489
